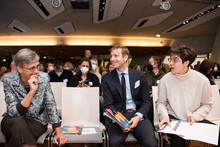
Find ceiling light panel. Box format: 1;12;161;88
8;20;31;34
132;12;173;29
54;22;75;35
93;0;128;24
27;0;65;20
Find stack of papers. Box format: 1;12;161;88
61;125;84;135
158;120;219;145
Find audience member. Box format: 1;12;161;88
64;61;76;75
90;58;101;83
84;49;92;59
0;66;7;79
106;62;114;73
1;48;67;147
100;66;108;76
0;61;17;82
44;62;54;73
102;44;157;147
198;59;215;85
49;60;73;86
156;45;212;147
193;60;200;70
38;62;44;72
142;64;148;73
160;63;170;73
134;64;142;71
68;58;101;95
145;56;165;92
213;63;220;79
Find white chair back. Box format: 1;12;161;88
206;85;220;125
50;82;66;110
0;82;3;87
214;79;220;89
62;87;99;127
0;86;6;122
152;86;159;127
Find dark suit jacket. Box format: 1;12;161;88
49;69;73;86
102;68;151;119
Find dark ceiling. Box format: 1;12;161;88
0;0;220;62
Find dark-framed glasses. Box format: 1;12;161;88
168;57;181;63
23;64;40;72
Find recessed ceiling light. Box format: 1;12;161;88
156;34;160;37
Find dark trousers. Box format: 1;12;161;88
106;112;157;147
1;116;47;147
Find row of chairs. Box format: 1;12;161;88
0;82;220;146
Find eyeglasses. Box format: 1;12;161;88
168;57;181;63
23;64;40;72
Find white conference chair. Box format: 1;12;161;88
0;86;6;143
206;85;220;125
0;86;53;146
51;87;104;146
214;79;220;89
0;82;3;87
50;82;66;117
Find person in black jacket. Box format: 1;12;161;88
49;60;73;86
198;59;216;85
68;58;101;94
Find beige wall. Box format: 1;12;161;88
170;34;215;54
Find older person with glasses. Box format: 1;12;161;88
1;48;67;147
156;45;213;147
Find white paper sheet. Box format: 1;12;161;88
158;120;219;145
81;128;97;135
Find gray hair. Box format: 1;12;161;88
14;48;40;67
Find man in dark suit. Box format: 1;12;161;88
102;44;157;147
49;60;73;86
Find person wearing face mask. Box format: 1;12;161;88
68;58;101;95
49;60;73;86
90;58;101;83
145;56;165;92
213;63;220;79
64;61;76;75
44;62;54;73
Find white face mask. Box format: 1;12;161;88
214;67;218;72
81;67;89;74
92;64;97;70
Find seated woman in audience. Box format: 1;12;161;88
64;61;76;75
134;64;142;71
68;58;101;95
1;48;67;147
44;62;54;73
213;63;220;79
90;58;101;83
198;59;215;85
145;56;165;92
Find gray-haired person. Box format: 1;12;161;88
1;48;67;147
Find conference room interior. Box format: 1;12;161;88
0;0;220;147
